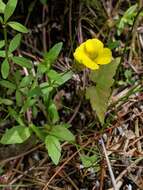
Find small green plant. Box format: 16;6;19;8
0;0;75;165
117;3;143;36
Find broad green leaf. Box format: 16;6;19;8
86;58;120;124
89;59;120;88
9;33;21;52
0;80;16;89
80;154;97;168
44;42;63;67
1;59;10;79
7;21;28;33
0;98;13;105
48;101;59;124
50;124;75;142
12;56;32;69
45;135;61;165
4;0;18;22
0;40;5;49
0;0;5;13
0;126;31;144
86;86;110;124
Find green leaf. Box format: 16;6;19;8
9;33;21;52
57;71;73;86
0;50;12;58
48;101;59;124
47;70;73;87
0;98;13;105
16;90;22;106
37;63;47;74
1;59;10;79
80;154;97;168
0;80;16;89
19;75;33;88
0;126;31;144
28;86;42;97
0;40;5;49
4;0;18;22
40;0;47;5
30;124;46;141
12;56;32;69
50;124;75;142
0;50;6;57
86;58;120;124
0;0;6;13
21;98;36;113
40;83;53;95
7;21;28;33
44;42;63;67
45;135;61;165
117;4;137;36
8;108;24;126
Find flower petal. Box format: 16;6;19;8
96;48;112;65
74;48;99;70
81;53;99;70
85;39;103;57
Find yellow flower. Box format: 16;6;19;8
73;39;112;70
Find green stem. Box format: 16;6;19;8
3;24;9;60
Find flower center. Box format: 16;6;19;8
84;46;98;60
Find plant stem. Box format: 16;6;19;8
3;24;9;61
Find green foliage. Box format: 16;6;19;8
45;135;61;165
0;97;13;105
43;42;63;67
4;0;18;22
86;58;120;124
49;124;75;142
0;40;5;49
12;56;32;69
0;126;31;144
39;0;48;5
48;101;59;124
0;1;74;165
30;123;74;165
9;33;21;52
80;154;97;168
0;0;5;14
7;21;28;33
1;59;9;79
0;80;16;89
117;4;143;35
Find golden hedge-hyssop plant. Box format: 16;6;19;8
74;38;119;124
